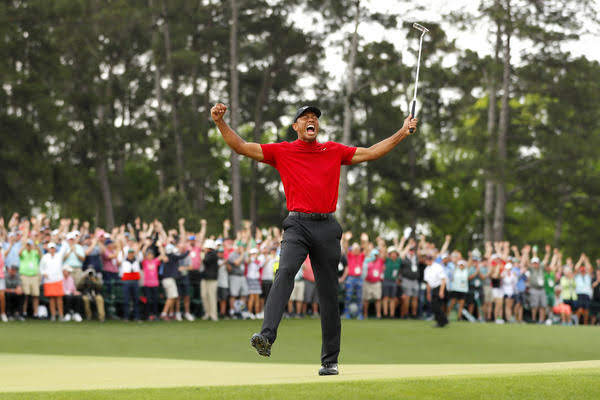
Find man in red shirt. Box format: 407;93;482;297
211;103;418;375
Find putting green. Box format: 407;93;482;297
1;353;599;393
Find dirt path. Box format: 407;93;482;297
1;353;599;393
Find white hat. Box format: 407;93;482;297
63;265;73;272
458;260;467;266
531;257;540;264
48;242;57;249
249;248;259;254
165;244;176;254
491;253;499;260
505;262;514;270
51;229;59;236
387;247;398;254
204;240;216;250
66;232;77;240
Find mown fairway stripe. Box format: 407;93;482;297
1;353;599;393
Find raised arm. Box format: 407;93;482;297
211;103;264;162
350;115;417;164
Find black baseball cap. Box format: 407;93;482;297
293;105;321;123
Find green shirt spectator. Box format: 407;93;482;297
19;248;40;276
383;258;401;281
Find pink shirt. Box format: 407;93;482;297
63;275;77;295
102;249;118;273
365;258;385;283
0;252;4;279
302;257;315;282
347;252;365;277
189;246;203;270
142;258;161;287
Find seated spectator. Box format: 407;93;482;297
552;286;573;325
40;242;65;321
5;266;25;320
62;266;83;322
77;268;105;322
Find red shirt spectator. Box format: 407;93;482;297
365;257;385;283
347;251;365;277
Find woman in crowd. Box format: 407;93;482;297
141;241;166;321
490;257;504;323
62;266;83;322
501;263;518;323
246;248;263;319
447;259;469;320
574;254;593;325
40;242;65;321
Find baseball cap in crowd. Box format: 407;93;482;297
531;257;540;264
250;248;259;254
388;247;398;254
217;247;224;253
441;252;449;259
26;239;34;245
491;254;499;260
188;235;196;241
371;249;379;256
127;247;135;253
66;232;77;240
63;265;73;272
165;243;176;254
293;105;321;123
105;239;113;245
458;260;467;266
204;240;216;250
51;229;59;236
48;242;57;249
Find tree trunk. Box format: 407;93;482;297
484;18;502;242
97;157;115;229
250;67;275;234
161;0;185;194
229;0;243;233
493;0;511;241
150;0;165;193
553;202;564;247
337;0;360;224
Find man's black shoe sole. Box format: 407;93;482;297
250;334;271;357
319;368;339;376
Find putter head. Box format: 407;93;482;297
413;23;429;33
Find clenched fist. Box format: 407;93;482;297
402;114;418;134
211;103;227;122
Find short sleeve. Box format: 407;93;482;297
337;143;357;165
260;143;282;167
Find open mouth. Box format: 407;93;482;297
307;125;315;133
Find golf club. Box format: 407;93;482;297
410;22;429;133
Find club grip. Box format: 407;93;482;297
409;101;417;133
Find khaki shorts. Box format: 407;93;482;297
363;281;382;301
290;280;305;302
483;286;493;303
22;275;41;296
161;278;179;299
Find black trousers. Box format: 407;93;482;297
431;286;449;326
260;214;342;364
5;293;24;316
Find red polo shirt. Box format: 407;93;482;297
260;140;357;213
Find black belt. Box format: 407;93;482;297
288;211;334;220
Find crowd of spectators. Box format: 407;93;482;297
1;212;599;327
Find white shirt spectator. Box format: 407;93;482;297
502;266;518;297
246;257;263;280
40;251;65;283
424;262;447;288
119;254;142;277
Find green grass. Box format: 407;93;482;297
0;319;599;364
3;370;599;400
